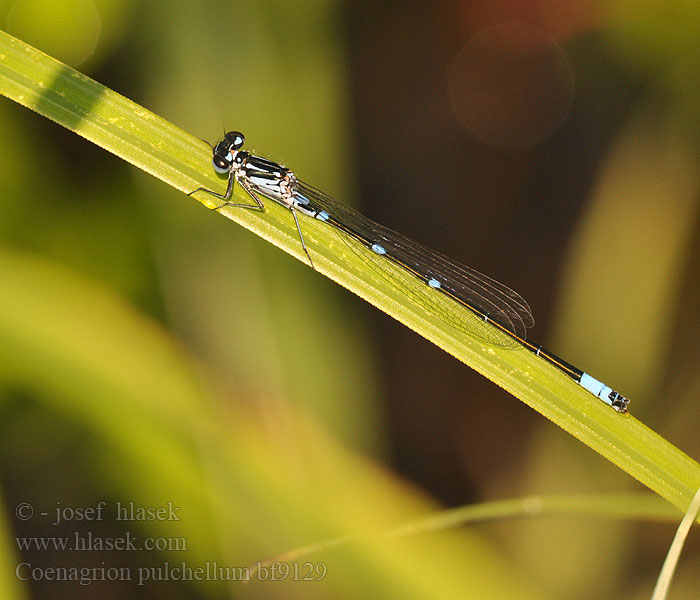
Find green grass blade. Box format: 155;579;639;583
651;484;700;599
1;30;699;514
252;492;682;570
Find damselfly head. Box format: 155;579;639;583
210;131;246;173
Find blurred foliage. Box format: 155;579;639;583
1;0;699;599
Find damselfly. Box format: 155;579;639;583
189;131;629;413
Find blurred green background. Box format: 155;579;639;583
1;0;699;598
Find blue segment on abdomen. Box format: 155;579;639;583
579;373;613;406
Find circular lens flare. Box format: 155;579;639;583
449;23;574;147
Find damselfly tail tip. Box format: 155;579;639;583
610;391;630;414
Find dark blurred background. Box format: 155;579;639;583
1;0;699;598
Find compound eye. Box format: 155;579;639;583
212;155;231;173
224;131;245;150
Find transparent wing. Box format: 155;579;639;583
294;180;534;348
